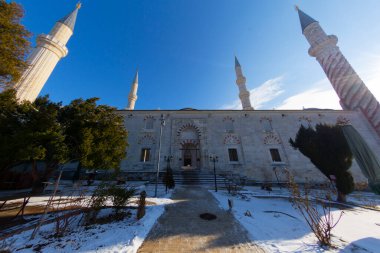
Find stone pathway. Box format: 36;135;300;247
138;186;265;253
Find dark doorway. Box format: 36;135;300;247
180;143;200;169
184;150;192;166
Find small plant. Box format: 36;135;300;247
261;182;273;192
108;185;136;214
85;183;108;224
224;174;244;195
286;171;343;247
137;191;147;220
53;187;87;237
84;183;135;224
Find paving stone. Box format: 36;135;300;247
138;186;265;253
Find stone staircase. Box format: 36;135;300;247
152;169;227;186
174;170;226;186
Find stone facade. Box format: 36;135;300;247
119;109;379;184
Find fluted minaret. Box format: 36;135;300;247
12;3;81;102
235;57;253;110
297;7;380;136
126;71;138;110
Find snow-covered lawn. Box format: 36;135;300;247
211;187;380;253
1;184;173;253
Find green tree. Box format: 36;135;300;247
21;96;68;192
59;98;128;180
0;90;67;192
289;124;354;202
0;89;28;171
0;0;31;87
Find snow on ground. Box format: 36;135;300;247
2;184;173;253
211;187;380;253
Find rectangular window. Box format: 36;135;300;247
140;148;151;162
270;148;282;162
228;148;239;162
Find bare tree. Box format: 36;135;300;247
285;171;343;247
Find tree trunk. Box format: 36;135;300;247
72;162;82;185
337;191;346;202
31;160;44;194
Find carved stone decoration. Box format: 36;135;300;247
138;134;156;145
336;116;351;126
177;123;202;137
298;115;312;123
223;116;235;122
224;134;241;145
144;115;155;121
259;116;272;123
263;132;282;145
180;139;200;147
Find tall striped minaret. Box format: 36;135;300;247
297;7;380;136
235;56;253;110
12;3;81;102
126;70;138;110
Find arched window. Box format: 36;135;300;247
262;119;272;132
225;120;234;133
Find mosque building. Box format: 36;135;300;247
13;4;380;184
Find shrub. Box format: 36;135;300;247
108;185;136;213
286;171;343;247
290;124;354;202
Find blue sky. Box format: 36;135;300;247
16;0;380;110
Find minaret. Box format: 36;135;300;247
235;56;253;110
297;7;380;136
126;71;138;110
12;3;81;102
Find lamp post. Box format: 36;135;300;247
164;155;173;169
209;154;218;192
155;114;165;197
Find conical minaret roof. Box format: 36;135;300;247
235;56;241;67
133;70;138;84
296;7;318;32
58;2;81;32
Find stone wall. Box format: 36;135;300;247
119;109;379;184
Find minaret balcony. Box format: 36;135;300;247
37;34;68;58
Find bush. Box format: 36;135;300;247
335;171;354;201
85;183;136;224
286;171;343;247
108;185;136;213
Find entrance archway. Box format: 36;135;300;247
178;124;201;169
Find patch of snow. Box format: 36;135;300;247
4;186;173;253
211;188;380;253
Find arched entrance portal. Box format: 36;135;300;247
181;143;200;168
178;124;201;170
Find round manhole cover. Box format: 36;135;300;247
199;213;217;220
